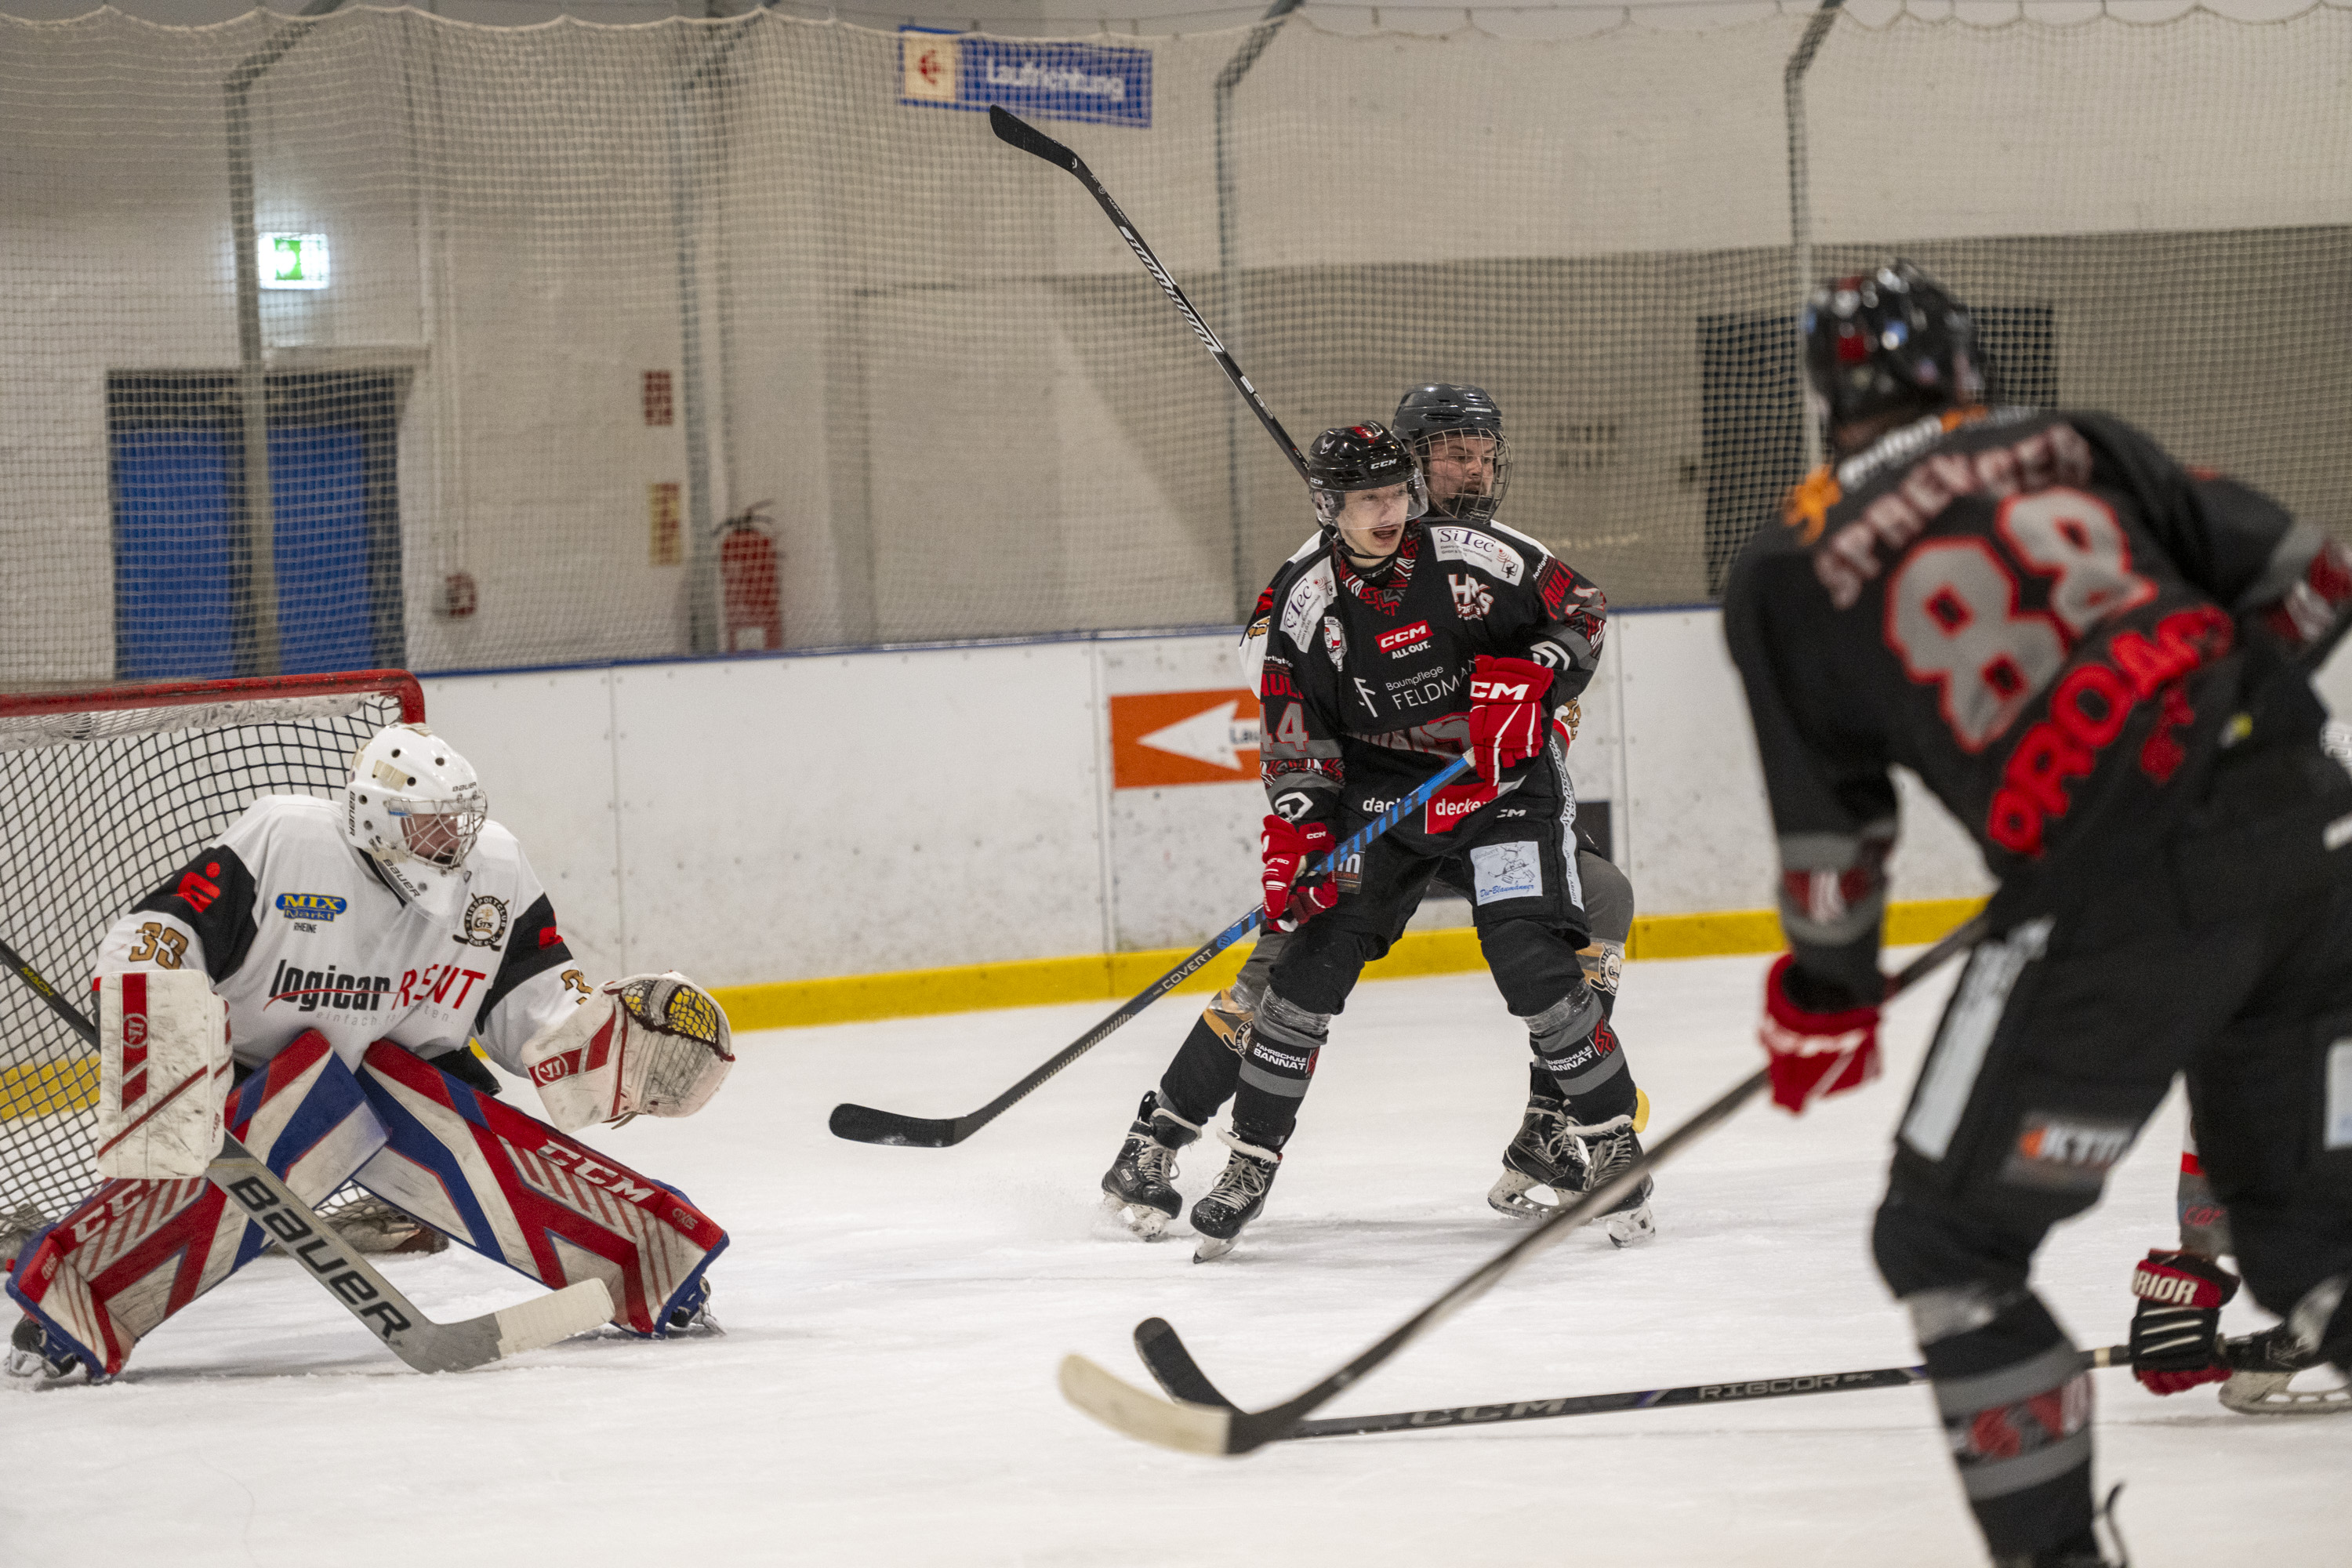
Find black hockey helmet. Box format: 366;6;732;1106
1392;383;1511;521
1802;260;1984;435
1305;421;1429;530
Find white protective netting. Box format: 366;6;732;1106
0;5;2347;684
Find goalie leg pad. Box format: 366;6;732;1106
5;1032;385;1377
355;1042;727;1337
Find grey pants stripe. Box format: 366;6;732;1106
1933;1340;2082;1417
1960;1428;2092;1501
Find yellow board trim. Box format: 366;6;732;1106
710;896;1989;1034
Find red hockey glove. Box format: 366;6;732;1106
2257;538;2352;654
1758;953;1881;1115
2129;1248;2240;1394
1260;815;1338;932
1466;655;1555;784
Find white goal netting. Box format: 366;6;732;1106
1;5;2347;684
0;676;416;1251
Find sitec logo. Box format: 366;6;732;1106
1377;621;1432;656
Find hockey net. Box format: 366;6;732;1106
0;5;2347;679
0;672;420;1260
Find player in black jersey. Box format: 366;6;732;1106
1101;387;1642;1246
1163;419;1644;1259
1725;261;2352;1566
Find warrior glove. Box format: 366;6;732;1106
1466;655;1555;784
1758;953;1881;1115
2129;1247;2239;1394
1259;815;1338;932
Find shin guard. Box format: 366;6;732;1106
353;1042;725;1337
1229;991;1327;1153
6;1032;385;1378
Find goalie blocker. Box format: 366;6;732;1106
9;1028;728;1381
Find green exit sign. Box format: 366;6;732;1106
260;233;330;291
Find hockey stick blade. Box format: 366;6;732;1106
1137;1316;2132;1441
1063;917;1988;1455
827;757;1476;1148
0;931;615;1374
988;103;1077;170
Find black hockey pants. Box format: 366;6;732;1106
1873;734;2352;1561
1223;738;1635;1153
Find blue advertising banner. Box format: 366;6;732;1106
899;27;1152;129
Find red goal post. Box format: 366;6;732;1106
0;671;423;1258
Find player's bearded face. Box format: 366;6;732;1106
1421;434;1496;508
1334;483;1412;562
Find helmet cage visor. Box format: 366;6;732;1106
1410;430;1511;521
381;785;488;869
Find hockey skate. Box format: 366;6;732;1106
664;1276;724;1337
1486;1092;1588;1220
5;1313;87;1388
1582;1117;1656;1247
1101;1094;1200;1240
1189;1133;1279;1263
2218;1323;2350;1414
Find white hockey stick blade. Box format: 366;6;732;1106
2217;1368;2352;1415
495;1278;616;1359
1059;1354;1234;1456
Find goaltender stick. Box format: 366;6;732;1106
1727;261;2352;1565
6;722;735;1383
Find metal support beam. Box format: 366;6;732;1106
1214;0;1305;621
1784;0;1844;474
223;0;346;679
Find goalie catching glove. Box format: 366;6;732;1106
521;972;735;1133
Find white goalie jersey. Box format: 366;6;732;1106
94;794;586;1076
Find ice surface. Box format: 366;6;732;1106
5;950;2346;1566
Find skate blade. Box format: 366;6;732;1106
1101;1193;1174;1241
1192;1235;1237;1264
1486;1168;1555;1221
2218;1368;2352;1415
1604;1203;1656;1248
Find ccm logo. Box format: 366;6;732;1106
1471;677;1536;701
1377;621;1432;654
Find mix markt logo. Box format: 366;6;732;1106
1109;689;1261;789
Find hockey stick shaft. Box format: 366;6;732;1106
1134;1313;2129;1440
990;106;1307;479
1059;914;1990;1454
829;753;1478;1148
0;931;612;1374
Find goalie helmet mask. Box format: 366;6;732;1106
1392;383;1512;522
1305;421;1429;532
342;724;488;920
1802;260;1984;437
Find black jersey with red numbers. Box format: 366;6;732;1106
1255;516;1606;825
1723;405;2328;1000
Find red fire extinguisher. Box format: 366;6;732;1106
719;501;782;652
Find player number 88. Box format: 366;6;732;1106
1885;488;2154;753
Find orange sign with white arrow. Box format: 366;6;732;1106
1109;689;1261;789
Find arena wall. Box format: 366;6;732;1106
416;608;2014;1004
